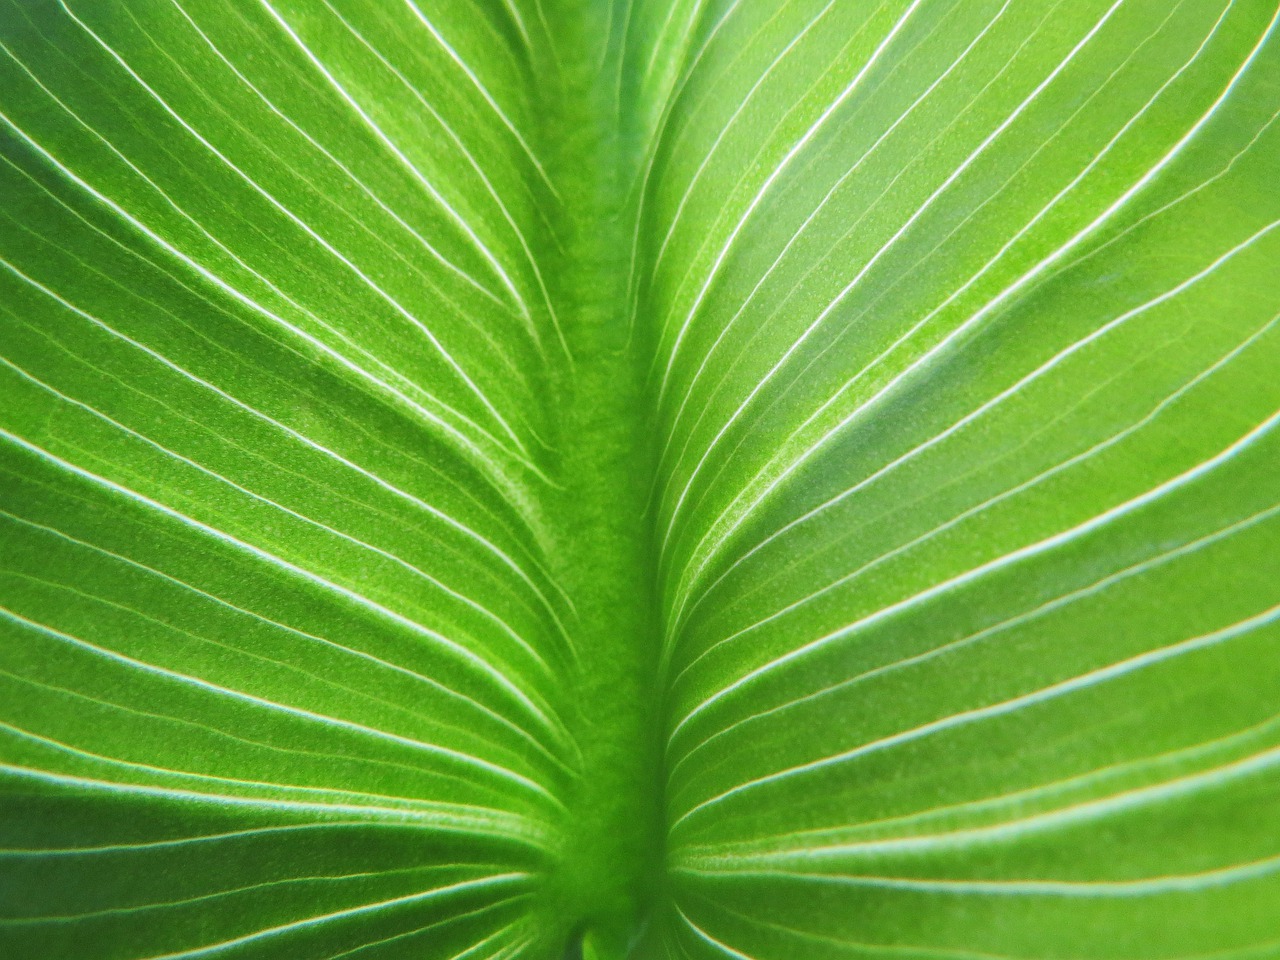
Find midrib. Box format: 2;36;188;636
532;7;668;957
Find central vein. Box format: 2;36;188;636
530;6;669;956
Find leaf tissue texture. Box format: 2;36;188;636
2;0;1279;957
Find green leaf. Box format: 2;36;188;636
2;1;1278;958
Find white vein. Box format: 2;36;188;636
0;427;573;747
672;597;1280;828
55;1;535;463
671;401;1280;743
671;0;1278;604
656;0;930;396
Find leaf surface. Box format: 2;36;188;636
2;1;1278;958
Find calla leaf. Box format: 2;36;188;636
2;1;1278;958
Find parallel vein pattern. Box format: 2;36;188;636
645;1;1280;957
1;0;576;956
3;0;1279;958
